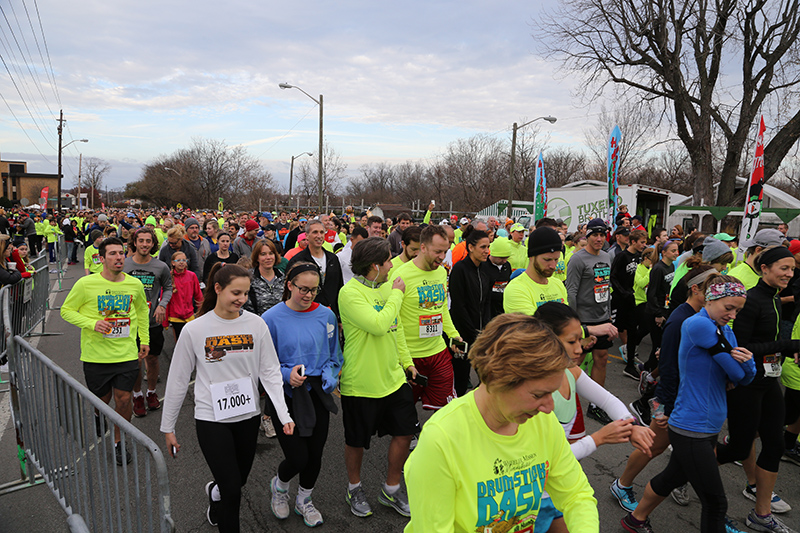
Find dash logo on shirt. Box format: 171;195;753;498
416;282;446;310
475;460;549;530
204;334;255;362
97;293;132;317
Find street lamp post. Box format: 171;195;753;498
507;116;557;219
289;152;313;203
57;137;88;211
279;83;324;213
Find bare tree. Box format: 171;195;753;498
537;0;800;220
545;148;589;187
583;100;659;181
75;157;111;209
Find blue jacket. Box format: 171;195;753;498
669;308;756;434
261;302;343;397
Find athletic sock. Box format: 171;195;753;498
211;484;221;501
348;482;361;492
147;388;157;395
627;513;647;526
275;476;290;492
297;486;313;505
784;430;799;450
133;390;143;398
383;483;400;495
616;479;633;490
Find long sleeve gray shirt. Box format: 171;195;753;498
124;256;174;326
565;248;612;324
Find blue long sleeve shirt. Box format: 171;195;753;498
261;302;343;397
669;308;756;435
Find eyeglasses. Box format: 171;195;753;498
293;285;320;296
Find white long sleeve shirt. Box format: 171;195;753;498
160;310;292;433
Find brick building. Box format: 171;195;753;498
0;155;60;208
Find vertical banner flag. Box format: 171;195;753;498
40;187;49;208
534;151;547;220
607;125;622;227
738;115;767;252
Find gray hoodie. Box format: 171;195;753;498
565;248;612;323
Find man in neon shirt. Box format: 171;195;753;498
338;237;419;518
61;237;149;466
390;225;464;410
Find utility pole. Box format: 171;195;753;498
318;94;324;213
56;109;64;213
77;154;83;209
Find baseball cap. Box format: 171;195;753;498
439;219;450;226
298;232;308;241
613;226;631;236
744;228;785;249
244;220;259;232
489;237;512;258
459;217;469;225
527;227;563;257
496;229;509;238
264;224;277;232
585;218;608;236
145;216;158;226
510;223;525;233
713;232;735;242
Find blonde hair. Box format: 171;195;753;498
167;226;185;240
470;314;570;392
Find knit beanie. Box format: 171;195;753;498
527;227;563;257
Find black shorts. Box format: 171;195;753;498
137;325;164;356
83;360;140;398
341;384;419;449
585;320;614;350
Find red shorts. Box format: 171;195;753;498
411;348;457;410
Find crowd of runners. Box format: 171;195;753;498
1;201;797;533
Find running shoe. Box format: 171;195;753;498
623;367;641;380
345;485;373;517
725;516;745;533
610;478;638;512
638;371;657;397
586;403;613;425
261;416;276;438
743;485;792;513
378;485;411;517
295;497;324;527
745;510;798;533
670;483;689;506
269;475;290;519
146;391;161;411
781;445;800;467
628;399;651;427
205;481;220;526
132;394;146;417
621;512;654;533
115;442;132;466
409;434;418;451
620;345;628;362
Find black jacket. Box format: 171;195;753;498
449;257;492;345
481;259;512;319
646;260;674;318
286;248;344;318
733;279;800;384
610;249;639;303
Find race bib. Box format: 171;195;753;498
419;314;443;338
210;377;256;421
594;283;609;303
764;355;782;378
103;318;130;338
92;253;101;265
492;281;508;293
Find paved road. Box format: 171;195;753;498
0;262;798;532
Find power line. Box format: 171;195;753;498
0;89;54;164
255;104;318;159
0;50;56;150
30;0;60;106
20;0;60;110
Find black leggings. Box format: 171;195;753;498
650;430;726;533
195;415;260;533
644;313;663;372
717;378;785;472
452;356;471;397
625;303;649;372
267;389;330;489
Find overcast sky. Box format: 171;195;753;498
1;0;625;194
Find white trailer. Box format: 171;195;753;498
478;180;676;233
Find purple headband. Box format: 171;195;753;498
705;281;746;301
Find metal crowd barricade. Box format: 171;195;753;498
5;260;56;339
4;332;175;532
54;234;72;291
